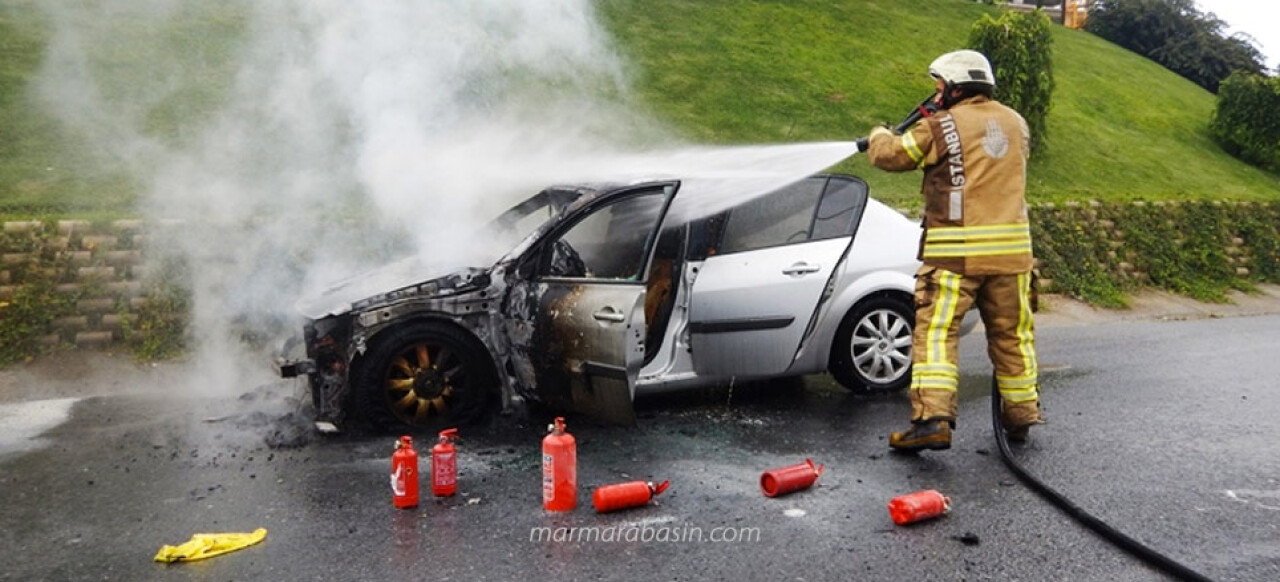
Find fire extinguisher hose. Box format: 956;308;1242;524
990;377;1213;582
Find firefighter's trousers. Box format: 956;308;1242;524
909;266;1040;424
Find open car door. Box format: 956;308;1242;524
508;183;676;425
689;175;868;377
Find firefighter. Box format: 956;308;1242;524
864;49;1043;452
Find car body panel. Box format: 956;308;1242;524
786;197;921;370
515;280;645;425
497;182;675;423
295;257;472;320
689;237;851;377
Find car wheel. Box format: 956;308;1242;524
830;294;914;394
354;321;498;431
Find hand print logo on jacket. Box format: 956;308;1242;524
982;118;1009;159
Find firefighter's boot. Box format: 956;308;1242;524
889;419;952;452
1001;400;1044;443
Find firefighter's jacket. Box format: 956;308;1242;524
867;95;1033;275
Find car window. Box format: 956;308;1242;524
486;188;584;259
509;206;554;241
811;176;866;241
718;177;825;254
543;191;667;280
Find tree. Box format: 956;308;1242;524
1085;0;1265;93
969;10;1055;153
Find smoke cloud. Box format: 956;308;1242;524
32;0;855;396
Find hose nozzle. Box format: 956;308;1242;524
856;95;940;154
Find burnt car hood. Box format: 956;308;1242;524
294;256;475;319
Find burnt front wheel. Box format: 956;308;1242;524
355;321;497;432
830;295;915;394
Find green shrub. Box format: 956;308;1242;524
968;9;1055;153
1210;72;1280;172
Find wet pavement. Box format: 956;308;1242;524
1;313;1278;581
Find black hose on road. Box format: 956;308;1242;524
990;377;1214;582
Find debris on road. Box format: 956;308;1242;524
153;528;267;563
951;532;981;546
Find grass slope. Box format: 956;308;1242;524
0;1;242;216
1;0;1278;214
598;0;1280;207
0;3;113;214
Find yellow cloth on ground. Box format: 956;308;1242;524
153;528;267;563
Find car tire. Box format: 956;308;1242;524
354;320;498;432
830;294;914;394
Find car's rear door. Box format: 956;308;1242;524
689;175;867;377
510;183;676;425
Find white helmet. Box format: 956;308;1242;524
928;50;995;88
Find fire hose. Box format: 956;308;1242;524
990;378;1213;581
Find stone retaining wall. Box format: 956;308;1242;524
1;219;162;348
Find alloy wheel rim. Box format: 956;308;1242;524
849;308;912;384
384;341;463;425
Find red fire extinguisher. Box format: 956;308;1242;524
593;480;670;513
542;417;576;512
759;458;825;498
432;427;459;497
390;435;419;509
888;489;951;525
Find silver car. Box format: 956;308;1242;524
280;173;969;431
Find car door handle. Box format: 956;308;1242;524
592;307;627;323
782;262;822;276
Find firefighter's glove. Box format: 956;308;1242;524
868;124;893;140
154;528;267;563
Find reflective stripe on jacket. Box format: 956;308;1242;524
867;96;1033;275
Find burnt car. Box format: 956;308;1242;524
280;173;971;431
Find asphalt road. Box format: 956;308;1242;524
1;313;1278;581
